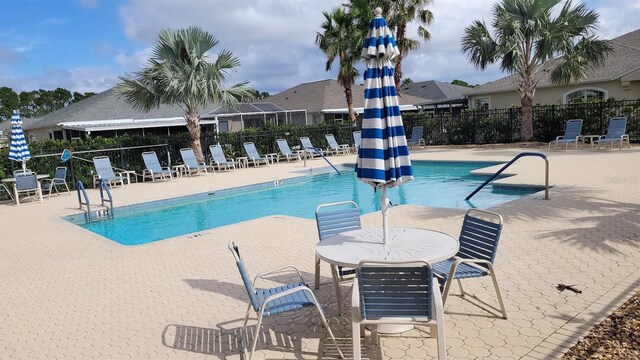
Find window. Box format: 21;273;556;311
564;89;606;104
473;97;490;110
218;121;229;132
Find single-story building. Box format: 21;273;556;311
400;80;471;115
263;79;426;124
465;29;640;109
23;89;220;141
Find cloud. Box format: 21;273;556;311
115;47;152;72
594;1;640;39
0;45;25;64
117;0;346;92
1;67;118;93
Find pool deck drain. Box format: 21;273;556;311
1;147;640;359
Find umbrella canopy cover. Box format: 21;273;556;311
356;8;413;189
8;110;31;165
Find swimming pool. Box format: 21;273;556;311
64;161;541;245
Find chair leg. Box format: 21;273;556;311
457;279;466;298
64;182;71;195
248;310;265;360
352;318;361;360
314;255;321;290
330;265;343;315
315;302;345;359
488;265;507;319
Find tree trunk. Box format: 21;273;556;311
519;76;535;141
185;113;204;163
344;84;356;123
394;24;407;93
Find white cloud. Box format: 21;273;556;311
593;1;640;39
117;0;346;92
5;0;635;95
1;67;118;93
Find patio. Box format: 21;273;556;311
1;147;639;359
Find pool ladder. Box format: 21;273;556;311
466;152;549;201
77;179;114;222
303;148;340;175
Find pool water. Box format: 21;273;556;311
65;161;541;245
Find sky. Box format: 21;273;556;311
1;0;638;95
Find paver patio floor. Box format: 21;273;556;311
1;147;639;359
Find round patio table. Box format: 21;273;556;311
316;227;459;334
1;174;50;183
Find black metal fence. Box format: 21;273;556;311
404;99;640;145
0;123;354;197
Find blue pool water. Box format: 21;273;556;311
64;161;541;245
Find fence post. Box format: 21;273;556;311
509;108;514;143
472;110;477;144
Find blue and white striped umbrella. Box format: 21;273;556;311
356;7;413;244
8;110;31;171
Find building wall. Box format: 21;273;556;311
469;80;640;109
25;127;54;142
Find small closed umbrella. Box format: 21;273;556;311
356;7;413;245
8;110;31;172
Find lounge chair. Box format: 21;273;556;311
42;166;71;198
242;142;269;166
433;209;507;319
594;117;630;150
315;201;361;313
300;136;325;157
352;260;446;360
142;151;173;182
228;241;344;360
208;145;236;171
93;156;126;187
352;131;362;152
12;172;43;206
276;139;302;162
548;119;584;150
407;126;425;148
325;134;350;155
179;148;208;175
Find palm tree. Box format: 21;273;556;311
461;0;611;141
386;0;434;92
115;27;254;162
316;7;365;123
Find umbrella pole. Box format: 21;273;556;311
381;187;389;245
22;161;27;172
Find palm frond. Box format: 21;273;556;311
461;20;498;70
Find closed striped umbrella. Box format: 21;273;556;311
356;7;413;244
8;110;31;171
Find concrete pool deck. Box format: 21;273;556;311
1;147;639;359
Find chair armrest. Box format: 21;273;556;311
555;136;564;140
253;265;305;286
351;276;362;322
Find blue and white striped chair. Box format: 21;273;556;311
352;260;446;360
433;209;507;319
315;201;361;313
228;241;344;360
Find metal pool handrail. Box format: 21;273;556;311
465;152;549;201
303;148;340;175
